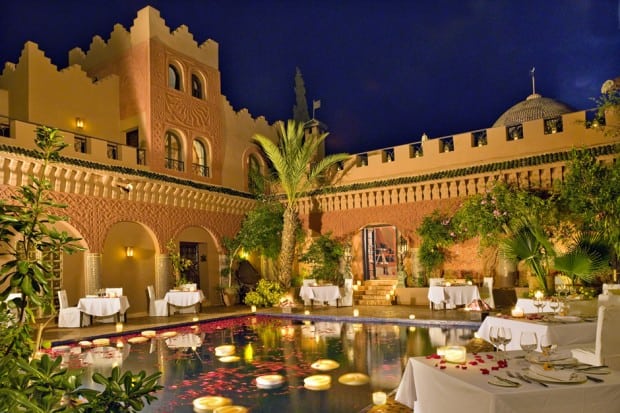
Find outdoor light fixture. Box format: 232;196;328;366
125;246;134;257
75;117;84;129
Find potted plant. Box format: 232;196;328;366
166;239;193;288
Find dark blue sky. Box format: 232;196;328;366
1;0;619;154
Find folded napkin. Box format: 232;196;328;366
529;364;578;382
529;350;572;362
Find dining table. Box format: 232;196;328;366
299;284;341;307
427;284;480;309
395;350;620;413
164;289;204;314
515;298;598;317
77;295;130;323
477;315;597;351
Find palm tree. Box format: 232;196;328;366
253;120;349;288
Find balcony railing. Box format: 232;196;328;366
165;157;184;171
192;163;210;177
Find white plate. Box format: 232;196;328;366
550;315;582;323
526;353;578;365
525;370;587;384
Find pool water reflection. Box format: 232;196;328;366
61;316;475;412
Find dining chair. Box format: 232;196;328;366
570;304;620;369
339;278;354;307
57;290;82;328
480;277;495;309
105;287;123;297
147;285;168;316
301;279;316;306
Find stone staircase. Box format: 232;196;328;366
354;279;397;306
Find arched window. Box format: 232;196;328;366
168;65;181;90
191;74;203;99
248;154;262;194
192;139;209;177
165;131;184;171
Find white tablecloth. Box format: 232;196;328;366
395;352;620;413
77;296;130;317
516;298;598;317
164;290;204;307
299;285;341;304
428;285;480;309
477;315;596;351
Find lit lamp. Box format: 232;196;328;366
534;290;544;300
372;391;387;406
251;305;257;313
125;246;134;257
75;117;84;129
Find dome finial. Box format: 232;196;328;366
530;67;536;95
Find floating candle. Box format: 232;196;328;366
372;391;387;405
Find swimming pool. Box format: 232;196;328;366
52;316;475;412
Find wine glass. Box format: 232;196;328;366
533;296;545;313
489;326;501;352
520;331;538;359
548;296;560;314
540;334;556;356
497;327;512;360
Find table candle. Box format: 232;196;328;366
304;310;310;315
356;280;361;286
409;314;416;320
534;290;544;299
251;305;257;313
353;309;359;317
443;346;467;363
511;306;525;318
372;391;387;405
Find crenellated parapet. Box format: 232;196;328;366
69;6;218;71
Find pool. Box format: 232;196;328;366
52;316;475;412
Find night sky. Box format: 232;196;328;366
1;0;619;154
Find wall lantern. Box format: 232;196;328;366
75;117;84;129
125;246;134;258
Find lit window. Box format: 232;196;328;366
165;131;184;171
192;139;209;177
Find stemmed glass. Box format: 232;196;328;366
540;334;555;356
548;296;560;314
533;296;545;313
497;327;512;360
489;326;502;352
520;331;538;359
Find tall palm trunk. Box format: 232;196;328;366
278;206;297;288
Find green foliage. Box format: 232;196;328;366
235;200;284;260
166;239;193;287
299;232;345;285
416;211;455;275
0;127;163;412
243;279;285;307
552;232;611;285
253;119;349;289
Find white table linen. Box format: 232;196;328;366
395;352;620;413
164;290;204;314
515;298;598;317
77;296;130;318
427;285;480;309
299;285;341;306
477;315;596;351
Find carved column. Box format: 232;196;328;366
85;252;102;294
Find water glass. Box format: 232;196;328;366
533;297;545;313
519;331;538;357
498;327;512;359
540;334;555;356
489;326;501;351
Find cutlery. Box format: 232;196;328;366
586;375;604;383
492;375;520;386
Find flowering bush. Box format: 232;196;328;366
166;239;193;287
243;279;285;307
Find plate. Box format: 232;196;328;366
525;352;578;366
525;370;587;384
549;315;582;323
338;372;370;385
311;359;340;371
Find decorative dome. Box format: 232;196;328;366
493;93;574;127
